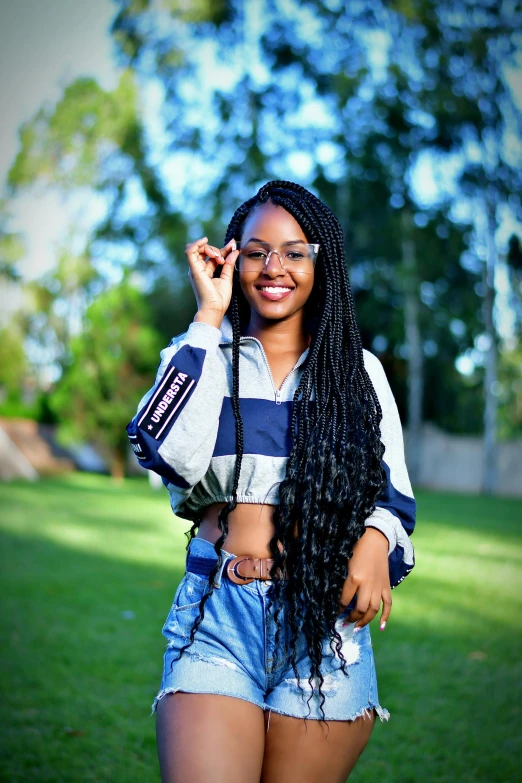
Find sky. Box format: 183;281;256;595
0;0;120;286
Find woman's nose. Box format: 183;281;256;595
264;250;285;275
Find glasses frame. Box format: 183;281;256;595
235;242;320;274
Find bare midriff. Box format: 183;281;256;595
196;502;280;559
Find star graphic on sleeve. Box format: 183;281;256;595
148;425;153;430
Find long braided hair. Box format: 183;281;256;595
173;180;387;723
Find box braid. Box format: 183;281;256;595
171;181;387;724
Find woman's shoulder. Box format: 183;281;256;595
361;347;386;380
361;348;393;403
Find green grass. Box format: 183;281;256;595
0;475;521;782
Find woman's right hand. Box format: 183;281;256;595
186;237;239;329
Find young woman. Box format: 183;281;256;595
127;180;416;782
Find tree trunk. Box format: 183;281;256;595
111;450;125;482
481;196;498;494
402;209;423;486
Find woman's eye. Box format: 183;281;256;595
286;252;305;260
248;251;267;259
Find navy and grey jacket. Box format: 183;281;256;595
126;316;416;588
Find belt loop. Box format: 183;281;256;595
212;551;234;590
185;538;235;590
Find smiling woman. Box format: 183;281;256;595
126;180;416;783
236;204;317;318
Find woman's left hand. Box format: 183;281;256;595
338;527;392;632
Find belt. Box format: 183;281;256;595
186;553;287;585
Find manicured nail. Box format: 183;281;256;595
353;626;361;633
231;240;237;250
380;621;387;631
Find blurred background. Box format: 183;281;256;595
0;1;521;782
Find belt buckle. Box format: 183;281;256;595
226;556;256;585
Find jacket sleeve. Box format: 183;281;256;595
362;349;416;588
126;321;227;512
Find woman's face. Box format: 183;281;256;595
237;203;315;324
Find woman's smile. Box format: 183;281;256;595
255;283;295;300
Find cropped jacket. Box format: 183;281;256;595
126;316;416;588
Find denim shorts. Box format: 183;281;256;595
152;537;390;723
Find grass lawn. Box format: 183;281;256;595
0;474;521;782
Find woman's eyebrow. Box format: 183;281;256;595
244;237;307;246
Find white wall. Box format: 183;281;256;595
406;422;522;497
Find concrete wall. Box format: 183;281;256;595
406;422;522;497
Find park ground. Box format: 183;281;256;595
0;475;521;783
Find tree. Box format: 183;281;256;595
7;0;521;469
50;281;162;478
395;0;522;490
497;339;522;439
109;0;491;459
0;198;24;286
0;323;27;412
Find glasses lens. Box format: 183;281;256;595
237;243;319;271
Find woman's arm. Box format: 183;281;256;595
361;349;416;588
338;351;417;631
126;236;239;511
126;321;227;507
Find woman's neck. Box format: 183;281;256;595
244;311;310;355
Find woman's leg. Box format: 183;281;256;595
261;708;376;783
156;692;266;783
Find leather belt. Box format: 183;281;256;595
226;556;287;585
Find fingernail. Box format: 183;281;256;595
353;626;361;633
380;621;387;631
231;240;236;250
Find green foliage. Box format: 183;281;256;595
145;272;197;346
50;282;162;474
498;340;522;439
0;324;26;397
8;71;140;190
0;199;25;274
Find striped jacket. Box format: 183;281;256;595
126;317;416;588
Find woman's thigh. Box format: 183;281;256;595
156;692;266;783
261;709;376;783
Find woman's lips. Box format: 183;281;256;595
255;285;294;301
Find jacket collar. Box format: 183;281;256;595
219;315;310;365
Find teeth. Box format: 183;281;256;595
260;287;292;293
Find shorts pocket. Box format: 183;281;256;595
162;572;209;641
174;572;209;611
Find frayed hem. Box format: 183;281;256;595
150;687;181;716
263;703;391;723
150;687;265;716
367;704;391;722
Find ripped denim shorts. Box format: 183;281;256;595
152;537;390;723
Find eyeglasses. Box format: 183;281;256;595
236;241;320;273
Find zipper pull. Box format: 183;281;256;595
275;389;282;405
